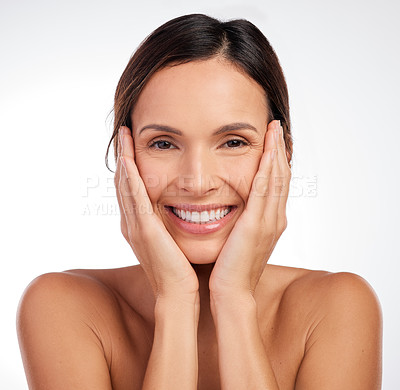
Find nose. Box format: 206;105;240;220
178;146;218;196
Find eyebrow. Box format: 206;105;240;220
138;122;258;136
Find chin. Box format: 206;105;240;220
177;239;223;264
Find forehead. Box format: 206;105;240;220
131;58;268;133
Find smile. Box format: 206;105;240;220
164;204;238;234
171;206;232;224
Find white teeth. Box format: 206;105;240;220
210;209;215;220
172;207;231;224
191;211;200;223
200;211;209;223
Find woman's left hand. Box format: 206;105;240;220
209;119;291;298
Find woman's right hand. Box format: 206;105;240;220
115;126;199;303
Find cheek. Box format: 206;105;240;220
135;156;170;202
221;156;261;201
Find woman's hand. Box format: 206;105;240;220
115;126;199;302
209;120;291;298
116;127;200;389
208;120;290;389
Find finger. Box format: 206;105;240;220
275;123;291;196
246;122;276;217
116;125;155;242
115;125;134;189
115;126;129;205
267;121;291;233
263;123;281;230
115;128;128;237
119;153;153;224
114;155;129;236
118;125;145;212
119;126;135;160
272;122;290;199
275;122;292;174
119;125;148;211
115;127;126;205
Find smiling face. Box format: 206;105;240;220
131;57;270;264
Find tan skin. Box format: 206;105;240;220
17;58;382;389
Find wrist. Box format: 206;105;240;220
155;292;200;318
210;288;256;305
210;290;256;320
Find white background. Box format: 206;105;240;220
1;0;399;388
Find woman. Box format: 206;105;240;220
17;14;382;390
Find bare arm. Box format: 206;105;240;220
117;126;201;388
17;272;200;390
211;292;279;390
142;295;200;389
206;120;382;388
211;273;382;390
206;121;287;389
18;134;201;389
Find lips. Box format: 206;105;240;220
163;204;238;234
171;206;232;224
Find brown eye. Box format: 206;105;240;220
148;140;176;150
224;139;249;148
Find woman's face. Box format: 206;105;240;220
131;58;269;264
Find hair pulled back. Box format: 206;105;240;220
106;13;293;171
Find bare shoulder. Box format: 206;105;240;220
282;267;382;319
16;271;115;389
17;269;148;389
273;266;382;389
17;270;121;327
17;271;121;362
277;266;383;342
17;267;151;348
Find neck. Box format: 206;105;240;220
191;262;215;327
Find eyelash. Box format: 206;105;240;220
148;138;250;150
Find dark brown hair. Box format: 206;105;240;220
105;13;293;171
